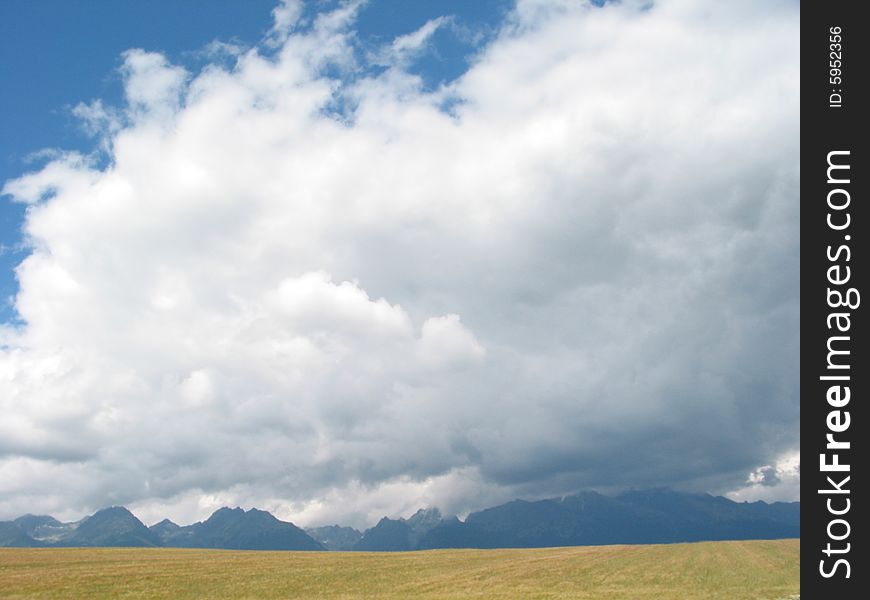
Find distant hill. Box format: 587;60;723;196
417;490;799;550
12;515;62;537
60;506;162;547
0;490;798;551
306;525;362;551
1;506;322;551
3;507;161;548
354;517;414;551
148;518;181;539
12;514;76;545
0;521;38;547
354;508;449;551
156;507;324;551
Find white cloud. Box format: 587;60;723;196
727;451;800;503
71;100;123;146
0;0;799;525
179;369;217;407
370;16;451;68
417;314;485;370
268;0;305;46
120;50;188;123
392;17;448;55
2;153;98;205
266;272;413;339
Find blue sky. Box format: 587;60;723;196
0;0;510;322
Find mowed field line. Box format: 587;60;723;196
0;538;799;600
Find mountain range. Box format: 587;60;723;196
0;489;799;551
0;506;323;551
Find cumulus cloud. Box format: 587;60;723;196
0;0;799;526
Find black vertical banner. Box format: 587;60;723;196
803;1;867;597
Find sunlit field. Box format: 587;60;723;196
0;539;798;599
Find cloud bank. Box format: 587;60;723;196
0;0;799;528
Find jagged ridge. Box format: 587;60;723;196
0;490;799;551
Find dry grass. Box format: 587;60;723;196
0;538;799;599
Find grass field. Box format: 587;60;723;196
0;539;799;599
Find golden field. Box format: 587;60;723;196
0;539;799;599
